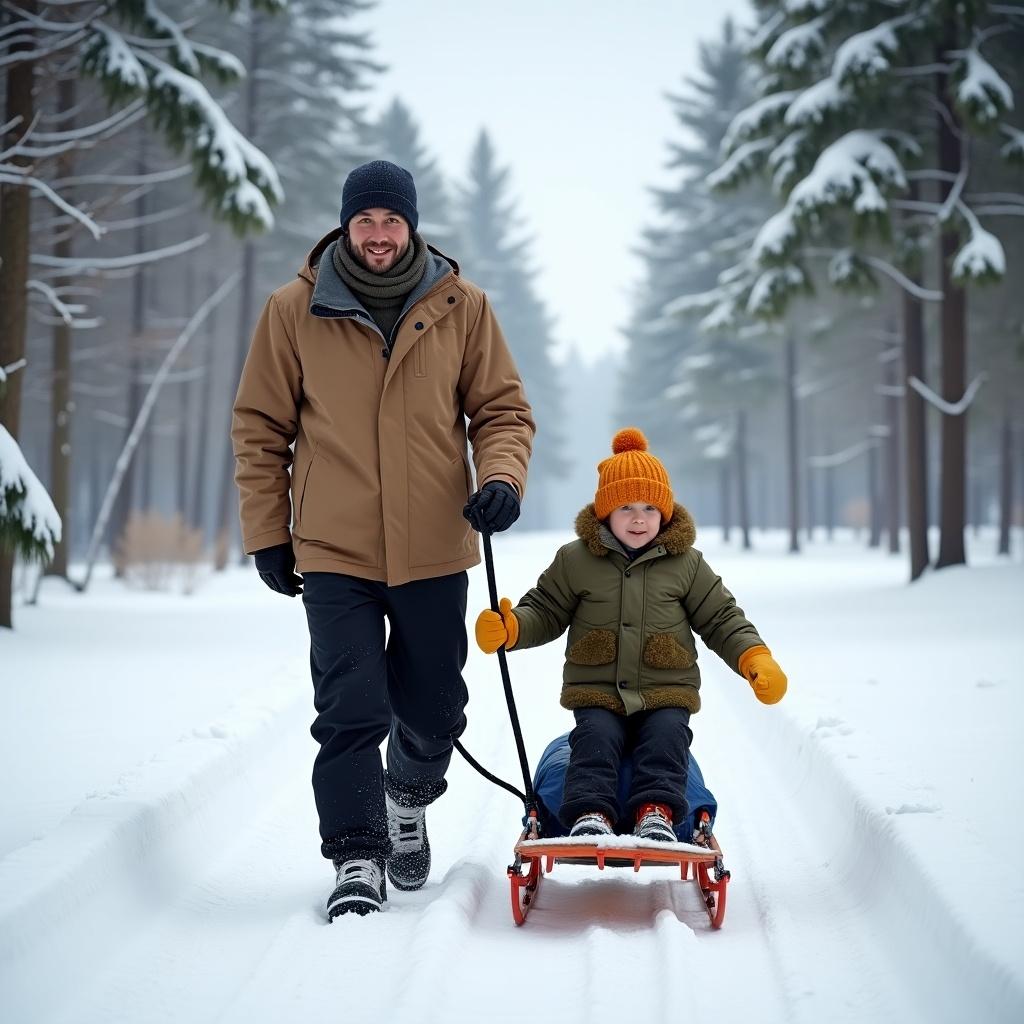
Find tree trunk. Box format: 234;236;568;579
736;407;751;550
46;76;76;579
868;442;881;548
902;273;930;580
997;408;1012;556
190;314;215;538
824;426;835;541
884;349;901;554
0;5;36;628
215;18;261;571
804;394;815;544
719;460;731;542
934;43;968;569
785;334;801;553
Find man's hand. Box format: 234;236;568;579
254;541;303;597
463;480;521;534
738;645;787;705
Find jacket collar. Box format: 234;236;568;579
574;502;697;559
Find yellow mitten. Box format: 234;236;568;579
738;645;787;705
474;597;519;654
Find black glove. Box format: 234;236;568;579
253;541;303;597
463;480;521;534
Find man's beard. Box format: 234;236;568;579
347;236;409;273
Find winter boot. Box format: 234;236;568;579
327;858;386;920
633;803;676;843
569;812;615;837
386;793;431;891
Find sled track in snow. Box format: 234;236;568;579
718;670;1024;1023
4;658;1022;1023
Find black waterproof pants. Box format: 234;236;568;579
560;705;692;831
301;571;469;863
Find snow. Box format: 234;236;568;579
721;90;799;154
753;131;906;262
1;530;1022;1023
953;210;1007;281
0;425;61;560
957;47;1014;124
90;23;148;91
831;18;907;85
765;17;826;72
784;75;850;127
140;53;283;228
1001;123;1024;161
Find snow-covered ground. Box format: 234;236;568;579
1;528;1021;1023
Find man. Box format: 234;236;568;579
232;160;535;919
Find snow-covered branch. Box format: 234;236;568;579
0;27;88;69
50;164;192;189
808;438;876;469
30;232;208;274
0;170;103;239
953;46;1014;125
26;280;88;326
862;256;943;301
0;358;28;384
951;202;1006;281
0;425;62;564
28;100;145;143
937;149;969;223
907;374;986;415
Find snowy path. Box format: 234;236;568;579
39;662;965;1023
4;534;1021;1023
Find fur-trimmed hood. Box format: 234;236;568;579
573;502;697;558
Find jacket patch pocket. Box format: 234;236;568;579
568;629;617;666
643;633;694;670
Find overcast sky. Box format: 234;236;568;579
358;0;755;365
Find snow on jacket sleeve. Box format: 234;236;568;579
231;293;303;554
457;290;535;498
682;552;765;672
511;546;580;650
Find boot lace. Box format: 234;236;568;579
387;796;426;851
336;858;383;889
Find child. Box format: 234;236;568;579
475;428;787;842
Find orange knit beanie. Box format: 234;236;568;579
594;428;673;522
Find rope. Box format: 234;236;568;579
453;530;538;817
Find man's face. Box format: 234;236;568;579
346;208;411;273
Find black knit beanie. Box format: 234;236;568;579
339;160;419;231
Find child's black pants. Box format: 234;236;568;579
560;705;692;830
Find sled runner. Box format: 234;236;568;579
507;809;729;928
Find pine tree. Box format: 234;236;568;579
363;98;461;253
619;20;777;540
0;0;284;625
703;1;1023;572
457;131;565;528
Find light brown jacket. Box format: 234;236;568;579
231;228;535;585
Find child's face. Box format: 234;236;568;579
608;503;662;549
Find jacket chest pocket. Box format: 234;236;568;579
412;325;456;379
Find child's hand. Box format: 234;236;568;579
738;645;787;704
474;598;519;653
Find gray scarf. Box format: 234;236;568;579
332;231;428;341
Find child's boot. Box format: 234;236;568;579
569;811;614;837
633;803;676;843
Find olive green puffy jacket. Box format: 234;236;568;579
511;504;764;715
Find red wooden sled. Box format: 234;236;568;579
508;812;730;928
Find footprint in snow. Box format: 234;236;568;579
885;803;941;815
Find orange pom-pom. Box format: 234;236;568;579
611;427;648;454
